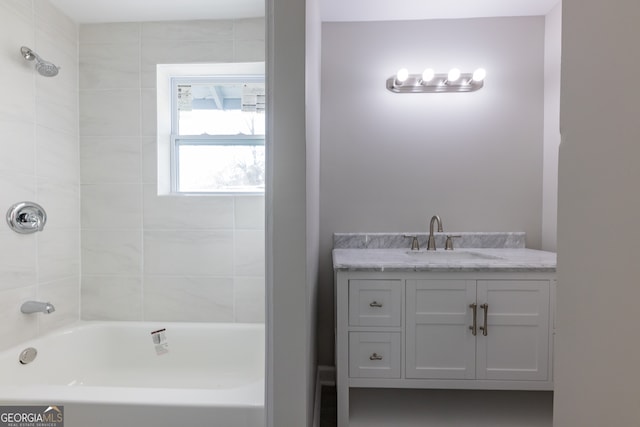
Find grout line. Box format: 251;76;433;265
76;124;82;324
32;2;41;337
232;196;237;322
138;22;145;322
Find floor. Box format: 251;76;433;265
320;385;338;427
320;387;553;427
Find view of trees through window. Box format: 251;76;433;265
174;80;265;193
178;144;265;192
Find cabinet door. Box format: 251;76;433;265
406;279;476;379
476;280;550;381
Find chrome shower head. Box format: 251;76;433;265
20;46;60;77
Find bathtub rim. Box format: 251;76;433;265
0;382;265;407
0;320;265;408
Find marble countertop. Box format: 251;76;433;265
334;232;526;250
332;248;557;272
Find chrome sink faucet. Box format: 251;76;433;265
427;215;443;251
21;301;55;314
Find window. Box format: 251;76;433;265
170;76;265;194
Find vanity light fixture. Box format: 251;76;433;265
387;67;486;93
420;68;435;84
445;68;461;84
395;68;409;86
471;68;486;84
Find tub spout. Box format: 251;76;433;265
21;301;55;314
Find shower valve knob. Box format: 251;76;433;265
6;202;47;234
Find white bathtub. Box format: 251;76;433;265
0;321;265;427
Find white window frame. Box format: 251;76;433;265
170;76;265;194
156;63;265;196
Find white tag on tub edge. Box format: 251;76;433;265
151;328;169;355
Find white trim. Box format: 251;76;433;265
265;2;274;426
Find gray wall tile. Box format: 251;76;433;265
80;137;141;184
80;23;140;44
82;230;142;275
143;276;234;322
81;276;143;320
79;18;265;323
80;43;140;90
80;90;140;137
143;230;234;276
0;0;79;349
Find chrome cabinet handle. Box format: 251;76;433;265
479;303;489;336
369;353;383;361
469;303;477;336
369;301;383;308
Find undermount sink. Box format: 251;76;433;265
405;250;502;261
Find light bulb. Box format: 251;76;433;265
396;68;409;84
447;68;461;83
472;68;487;82
421;68;435;84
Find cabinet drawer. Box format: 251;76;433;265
349;332;401;378
348;280;402;326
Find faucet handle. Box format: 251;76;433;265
445;235;462;250
403;235;420;251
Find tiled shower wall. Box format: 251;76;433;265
0;0;80;350
79;19;265;322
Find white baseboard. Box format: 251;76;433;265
312;365;336;427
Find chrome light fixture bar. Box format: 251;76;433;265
387;68;486;93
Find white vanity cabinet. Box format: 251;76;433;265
334;271;556;427
406;279;550;381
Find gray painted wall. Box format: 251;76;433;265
318;17;545;364
554;0;640;425
542;3;561;251
306;0;322;424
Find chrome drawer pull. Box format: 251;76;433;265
479;303;489;336
369;353;383;361
369;301;383;308
469;303;478;336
